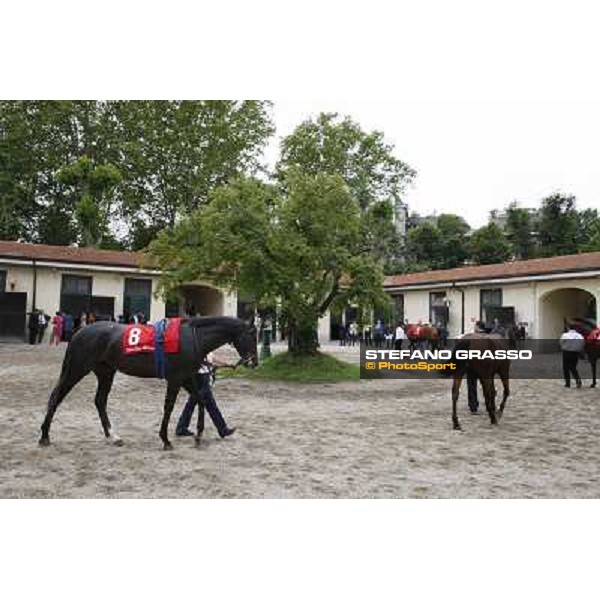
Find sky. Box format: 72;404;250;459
266;92;600;228
5;2;600;230
260;3;600;228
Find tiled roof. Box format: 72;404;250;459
0;241;154;269
384;252;600;288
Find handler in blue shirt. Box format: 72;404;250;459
176;352;236;438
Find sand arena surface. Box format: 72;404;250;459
1;342;599;498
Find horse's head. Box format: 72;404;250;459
233;322;259;368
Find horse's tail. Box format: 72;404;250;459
438;339;470;378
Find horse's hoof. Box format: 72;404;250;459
39;437;50;447
194;436;202;448
453;423;462;431
591;383;597;388
495;411;503;422
113;438;124;447
163;442;173;451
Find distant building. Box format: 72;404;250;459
393;198;409;239
0;241;333;343
384;251;600;338
489;203;538;230
0;241;238;341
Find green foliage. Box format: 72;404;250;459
537;193;579;257
110;100;274;246
435;214;470;268
224;351;360;382
56;156;122;247
276;112;414;271
150;173;389;355
276;113;416;211
469;222;511;264
403;213;470;270
405;222;442;268
504;202;536;259
0;100;274;248
576;208;600;252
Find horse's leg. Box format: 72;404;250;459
481;378;498;426
590;356;597;388
39;371;87;446
93;367;122;446
452;374;464;430
159;379;180;451
496;366;510;421
181;377;205;448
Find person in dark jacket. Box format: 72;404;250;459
37;311;50;343
27;309;40;345
62;313;75;342
176;352;236;438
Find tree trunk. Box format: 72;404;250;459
287;318;319;355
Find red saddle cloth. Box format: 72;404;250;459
586;328;600;344
122;318;182;355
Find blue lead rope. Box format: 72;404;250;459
154;318;168;379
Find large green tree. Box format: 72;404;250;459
0;101;274;248
404;221;443;269
55;156;122;247
149;174;390;355
435;213;470;268
576;208;600;252
469;222;511;264
110;101;274;247
276;113;416;210
537;193;579;257
504;202;536;259
276;113;415;271
403;213;470;271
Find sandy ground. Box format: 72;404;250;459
1;342;599;498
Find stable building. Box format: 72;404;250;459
0;241;238;341
384;252;600;339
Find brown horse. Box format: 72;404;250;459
442;333;512;431
406;323;439;351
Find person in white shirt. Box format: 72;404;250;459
394;322;407;350
559;325;585;388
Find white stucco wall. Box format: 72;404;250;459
387;275;600;339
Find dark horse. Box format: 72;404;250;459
39;317;258;450
443;333;513;431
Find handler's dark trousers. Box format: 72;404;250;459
562;351;581;387
466;369;479;413
176;373;228;435
28;328;37;345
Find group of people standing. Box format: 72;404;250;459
27;309;96;345
339;319;406;348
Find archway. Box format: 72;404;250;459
538;287;597;338
166;284;224;317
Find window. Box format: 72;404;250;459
0;270;6;292
480;288;503;322
429;291;448;326
61;274;92;296
124;278;152;321
60;274;93;316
